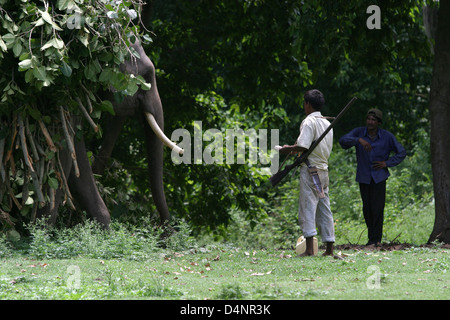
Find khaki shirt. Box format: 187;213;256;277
296;111;333;170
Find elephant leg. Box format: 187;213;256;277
142;115;170;224
92;115;126;175
68;132;111;229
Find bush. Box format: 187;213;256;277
25;217;196;260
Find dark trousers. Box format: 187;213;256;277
359;180;386;244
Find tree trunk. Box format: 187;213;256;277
428;1;450;244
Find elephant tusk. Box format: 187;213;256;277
145;112;184;155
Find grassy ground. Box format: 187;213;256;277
1;243;449;300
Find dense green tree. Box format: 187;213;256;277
139;0;433;233
0;0;150;229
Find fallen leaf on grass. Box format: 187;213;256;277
250;271;272;276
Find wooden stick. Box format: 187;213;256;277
85;92;93;114
75;97;98;132
56;149;76;210
5;115;18;165
0;138;6;182
18;115;45;206
21;167;30;207
38;119;57;152
59;106;80;178
25;117;40;162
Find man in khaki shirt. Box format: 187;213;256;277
280;89;338;258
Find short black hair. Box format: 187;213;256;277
304;89;325;111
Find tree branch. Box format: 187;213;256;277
38;119;57;153
75;97;98;132
59;106;80;178
18;115;45;207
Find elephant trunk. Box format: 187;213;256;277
145;112;184;155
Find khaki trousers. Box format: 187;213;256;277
298;166;335;243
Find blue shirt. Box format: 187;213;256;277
339;127;406;184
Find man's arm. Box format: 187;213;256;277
339;128;371;150
339;128;361;149
279;144;307;155
385;134;407;167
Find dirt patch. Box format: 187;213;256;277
335;243;450;251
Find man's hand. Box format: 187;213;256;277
358;138;372;151
372;161;387;169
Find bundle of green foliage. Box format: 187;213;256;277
0;0;151;229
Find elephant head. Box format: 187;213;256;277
37;42;182;228
120;43;183;156
92;41;182;224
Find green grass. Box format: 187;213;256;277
1;240;449;300
0;132;442;301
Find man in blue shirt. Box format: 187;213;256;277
339;109;406;246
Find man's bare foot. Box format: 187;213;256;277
322;242;344;259
296;251;315;257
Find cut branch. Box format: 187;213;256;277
18;115;45;207
59;106;80;178
5;115;18;167
80;83;96;113
0;138;6;182
56;151;76;210
38;119;58;152
25;117;40;162
75;97;98;132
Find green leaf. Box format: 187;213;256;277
99;68;113;82
0;36;7;52
48;176;59;190
33;66;48;81
127;79;139;96
41;38;65;51
99;100;115;115
61;61;72;77
137;75;151;90
39;9;63;31
41;39;55;51
24;69;34;83
27;106;42;121
18;59;32;71
2;33;15;47
140;82;151;90
77;33;89;47
32;18;45;27
57;0;76;11
130;46;140;59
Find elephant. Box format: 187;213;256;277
37;41;183;228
